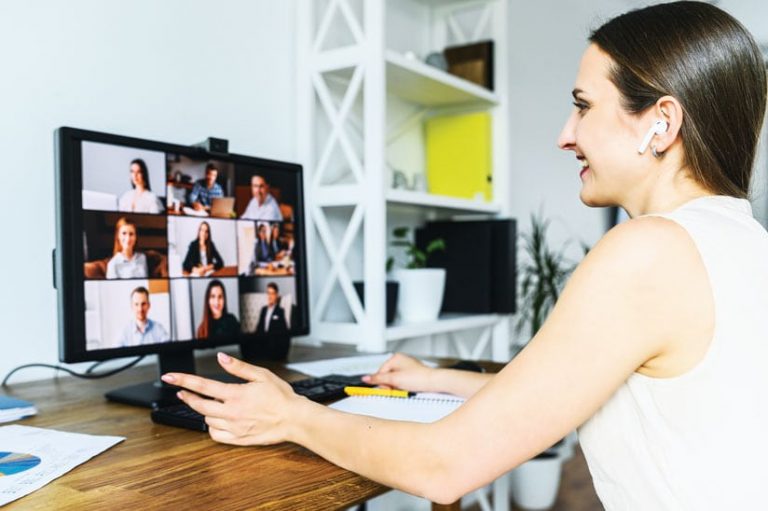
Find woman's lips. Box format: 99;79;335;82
579;158;590;179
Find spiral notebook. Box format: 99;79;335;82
329;393;465;423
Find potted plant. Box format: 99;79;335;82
515;212;585;339
388;226;446;323
353;276;399;325
511;211;588;510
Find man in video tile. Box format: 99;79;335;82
255;282;288;335
241;175;283;221
189;163;224;212
119;287;170;347
248;223;274;274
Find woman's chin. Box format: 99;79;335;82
579;189;613;208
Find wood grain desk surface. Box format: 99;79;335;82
2;345;395;511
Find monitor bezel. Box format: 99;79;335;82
55;126;310;363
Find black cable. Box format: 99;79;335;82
2;356;145;387
85;360;106;374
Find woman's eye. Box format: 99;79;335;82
572;101;589;114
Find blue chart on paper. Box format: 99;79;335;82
0;452;41;476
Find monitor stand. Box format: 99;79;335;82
105;351;196;409
240;334;290;363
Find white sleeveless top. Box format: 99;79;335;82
578;196;768;510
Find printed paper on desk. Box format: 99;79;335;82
330;392;465;423
286;353;436;378
0;425;124;506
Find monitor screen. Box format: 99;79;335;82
55;127;309;367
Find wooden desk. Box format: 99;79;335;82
2;346;471;510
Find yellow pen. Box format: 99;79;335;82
344;386;415;398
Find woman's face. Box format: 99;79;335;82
118;224;137;252
199;223;209;243
557;44;651;208
130;163;145;189
208;285;225;319
258;226;267;240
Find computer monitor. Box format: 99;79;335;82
54;127;309;408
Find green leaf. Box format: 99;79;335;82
392;226;409;238
425;238;446;254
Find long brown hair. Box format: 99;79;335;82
197;221;214;259
590;1;767;198
130;158;151;191
112;217;138;255
197;279;228;339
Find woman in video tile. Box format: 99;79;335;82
106;217;148;279
183;221;224;277
118;158;163;214
196;279;240;339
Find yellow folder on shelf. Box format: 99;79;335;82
424;112;492;201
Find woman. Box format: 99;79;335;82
106;217;148;279
164;3;768;508
196;279;240;339
183;221;224;276
118;158;164;214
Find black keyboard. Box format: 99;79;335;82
151;374;372;432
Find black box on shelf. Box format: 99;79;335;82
443;40;494;91
416;218;516;314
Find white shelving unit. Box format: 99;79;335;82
385;50;500;106
297;0;511;364
297;3;513;507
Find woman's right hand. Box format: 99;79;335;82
361;353;436;392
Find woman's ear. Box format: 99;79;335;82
652;95;683;154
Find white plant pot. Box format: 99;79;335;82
510;453;563;510
392;268;446;323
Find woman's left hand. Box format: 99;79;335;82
162;352;304;446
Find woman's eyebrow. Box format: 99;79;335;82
572;88;588;100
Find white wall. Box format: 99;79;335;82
0;0;296;383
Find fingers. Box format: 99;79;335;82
363;371;396;388
204;415;230;431
217;352;268;382
377;353;402;373
208;426;241;445
162;372;232;401
178;390;229;419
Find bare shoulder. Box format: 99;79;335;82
555;214;712;372
578;215;703;287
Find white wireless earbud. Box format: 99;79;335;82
637;119;669;154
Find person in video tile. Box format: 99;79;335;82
119;286;170;347
248;223;274;274
118;158;163;214
196;279;240;339
255;282;289;335
183;221;224;276
269;223;290;260
189;163;224;212
241;175;283;221
106;217;148;279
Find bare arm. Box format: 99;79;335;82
168;216;712;504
